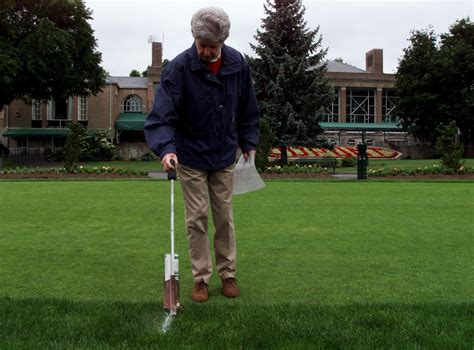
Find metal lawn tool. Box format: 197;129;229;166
163;159;180;315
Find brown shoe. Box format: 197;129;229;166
191;281;209;302
222;278;240;298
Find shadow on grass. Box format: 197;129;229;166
0;296;472;349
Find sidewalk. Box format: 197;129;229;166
148;172;167;179
331;173;357;180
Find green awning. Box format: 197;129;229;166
2;128;68;137
2;128;101;138
115;113;147;131
320;122;403;131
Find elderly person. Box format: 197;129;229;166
145;7;259;302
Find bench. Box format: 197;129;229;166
293;158;337;174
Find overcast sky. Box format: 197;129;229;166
84;0;473;76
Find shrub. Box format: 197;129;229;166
87;130;115;161
63;126;115;166
340;156;356;167
64;123;89;171
141;153;154;161
0;143;10;156
436;121;464;170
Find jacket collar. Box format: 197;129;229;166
190;42;241;75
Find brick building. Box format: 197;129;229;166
1;43;425;159
0;42;163;159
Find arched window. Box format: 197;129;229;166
124;95;143;112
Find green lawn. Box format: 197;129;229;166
0;180;473;348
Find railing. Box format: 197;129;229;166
9;148;46;156
47;119;71;128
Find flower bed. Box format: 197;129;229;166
368;164;474;177
264;164;330;175
262;163;474;179
0;166;149;179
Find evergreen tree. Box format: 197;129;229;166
64;122;88;171
436;120;464;170
249;0;331;165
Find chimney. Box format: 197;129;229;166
152;42;163;68
366;49;383;74
147;42;163;79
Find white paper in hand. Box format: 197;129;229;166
233;153;265;195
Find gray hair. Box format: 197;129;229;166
191;7;230;43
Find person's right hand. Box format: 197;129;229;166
161;153;178;171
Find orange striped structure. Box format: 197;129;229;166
270;146;401;160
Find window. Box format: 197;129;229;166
32;99;42;120
17;137;27;148
47;98;72;127
322;88;339;122
78;96;88;121
124;95;143;112
346;89;375;123
382;89;399;123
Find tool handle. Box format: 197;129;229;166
167;159;177;180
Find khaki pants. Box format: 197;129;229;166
177;164;236;284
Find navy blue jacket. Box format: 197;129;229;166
144;43;259;171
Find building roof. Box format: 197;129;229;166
310;60;367;74
106;76;148;88
320;122;402;131
326;60;367;73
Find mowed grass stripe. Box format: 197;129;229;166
0;180;473;348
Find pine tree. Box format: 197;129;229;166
249;0;331;164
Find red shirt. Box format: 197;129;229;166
206;56;222;75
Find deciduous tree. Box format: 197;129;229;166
0;0;106;108
396;18;473;144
